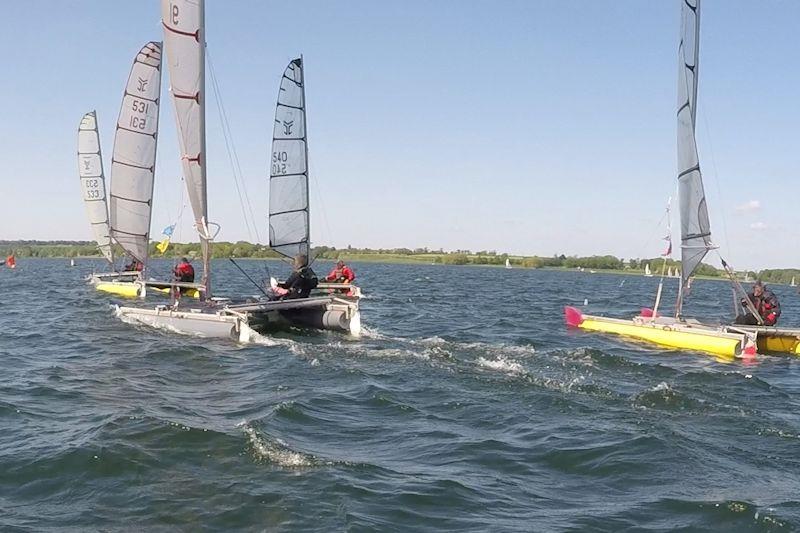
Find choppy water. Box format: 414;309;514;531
2;259;799;531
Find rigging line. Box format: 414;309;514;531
206;49;262;243
206;50;253;241
229;258;269;297
308;158;333;253
700;106;733;265
633;201;670;262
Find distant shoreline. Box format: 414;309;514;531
2;241;798;285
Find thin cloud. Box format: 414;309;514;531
736;200;761;213
749;222;768;230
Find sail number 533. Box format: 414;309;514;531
272;151;288;174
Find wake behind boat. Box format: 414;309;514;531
115;0;360;341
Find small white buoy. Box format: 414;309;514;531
583;298;588;306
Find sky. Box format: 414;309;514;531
0;1;798;270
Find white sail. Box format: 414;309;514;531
269;58;309;260
645;263;652;276
792;277;796;287
505;258;512;269
109;42;163;265
677;0;712;309
77;111;113;263
162;0;211;291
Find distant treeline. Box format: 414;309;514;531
1;240;795;282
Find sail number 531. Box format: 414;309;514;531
272;151;288;174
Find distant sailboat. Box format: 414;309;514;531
505;258;512;269
644;263;653;277
70;259;76;267
667;266;673;277
791;277;796;287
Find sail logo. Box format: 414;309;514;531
283;120;293;135
137;77;148;92
83;160;91;171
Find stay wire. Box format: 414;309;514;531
700;105;733;266
206;48;261;242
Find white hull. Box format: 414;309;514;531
115;295;361;342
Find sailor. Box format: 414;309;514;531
173;257;195;283
276;254;318;299
325;260;355;284
735;281;780;326
123;258;143;272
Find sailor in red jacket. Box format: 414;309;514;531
173;257;195;283
325;260;355;283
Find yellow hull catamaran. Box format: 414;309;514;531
79;46;202;300
565;0;799;360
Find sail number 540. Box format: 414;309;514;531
272;151;288;174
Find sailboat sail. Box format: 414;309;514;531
677;0;712;297
269;58;310;260
162;0;211;290
109;42;163;265
77;111;113;263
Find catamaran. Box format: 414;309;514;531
644;263;653;277
564;0;800;359
115;0;360;340
81;43;201;299
505;258;512;269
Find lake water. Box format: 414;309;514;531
1;259;799;531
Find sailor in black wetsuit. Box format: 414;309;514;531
277;254;318;299
735;280;781;326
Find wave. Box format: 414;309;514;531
476;356;525;376
237;421;323;468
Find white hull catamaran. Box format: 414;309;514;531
565;0;800;359
115;0;360;341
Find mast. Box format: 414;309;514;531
301;55;311;258
675;0;713;317
269;57;310;260
77;111;113;265
162;0;211;297
108;42;163;275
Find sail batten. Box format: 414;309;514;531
269;58;310;260
77;111;113;263
109;42;163;265
677;0;712;308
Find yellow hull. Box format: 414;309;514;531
578;317;742;357
96;281;141;298
756;334;800;355
149;286;201;299
567;307;800;358
95;282;200;299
